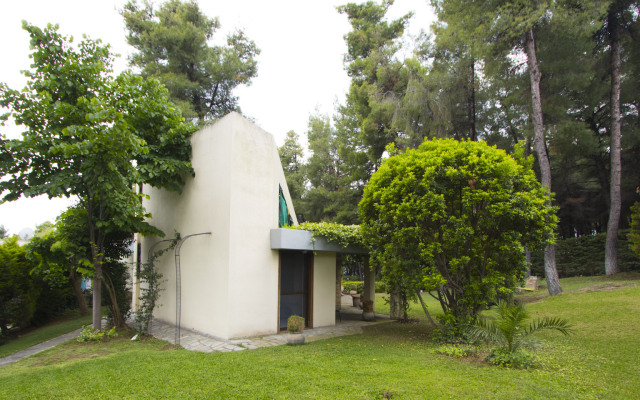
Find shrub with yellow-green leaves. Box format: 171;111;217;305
360;139;557;323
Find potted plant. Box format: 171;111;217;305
286;315;306;345
362;299;375;321
351;293;362;308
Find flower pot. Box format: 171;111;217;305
352;294;361;308
287;333;305;345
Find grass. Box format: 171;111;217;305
0;310;93;358
0;275;639;399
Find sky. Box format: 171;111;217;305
0;0;435;235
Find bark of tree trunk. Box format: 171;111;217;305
416;290;436;328
605;14;622;276
389;291;403;320
88;197;103;329
525;29;562;295
92;265;102;330
69;268;89;316
525;245;532;279
102;272;124;328
468;57;477;141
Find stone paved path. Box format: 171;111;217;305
149;294;390;353
0;319;110;367
0;328;83;367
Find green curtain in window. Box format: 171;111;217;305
279;186;290;227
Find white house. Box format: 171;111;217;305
131;112;367;340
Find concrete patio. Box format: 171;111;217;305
148;294;390;353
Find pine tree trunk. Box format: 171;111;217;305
544;244;562;295
605;14;622;276
468;57;477;141
525;29;562;295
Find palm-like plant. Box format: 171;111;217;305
468;301;573;353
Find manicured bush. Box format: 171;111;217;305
360;139;556;322
342;281;387;294
628;202;640;258
342;281;363;293
287;315;305;333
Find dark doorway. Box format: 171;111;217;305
279;252;313;330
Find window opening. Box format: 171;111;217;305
278;185;292;227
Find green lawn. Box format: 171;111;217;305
0;275;638;399
0;310;93;358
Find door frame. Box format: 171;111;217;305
277;251;314;331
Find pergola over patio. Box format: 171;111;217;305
270;228;375;315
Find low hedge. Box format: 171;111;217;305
342;281;386;293
531;230;640;277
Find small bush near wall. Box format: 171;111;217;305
531;230;640;277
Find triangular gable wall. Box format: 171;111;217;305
138;112;299;339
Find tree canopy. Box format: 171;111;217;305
122;0;260;122
0;22;196;328
360;139;557;322
283;0;639;282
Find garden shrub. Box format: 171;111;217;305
485;348;538;369
628;202;640;258
77;325;117;342
432;312;474;344
360;139;556;323
342;281;363;293
436;344;477;358
0;238;38;335
342;281;386;294
287;315;305;333
30;282;76;326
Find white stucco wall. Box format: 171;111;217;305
139;112;298;340
134;113;344;340
225;115;285;338
313;252;337;328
